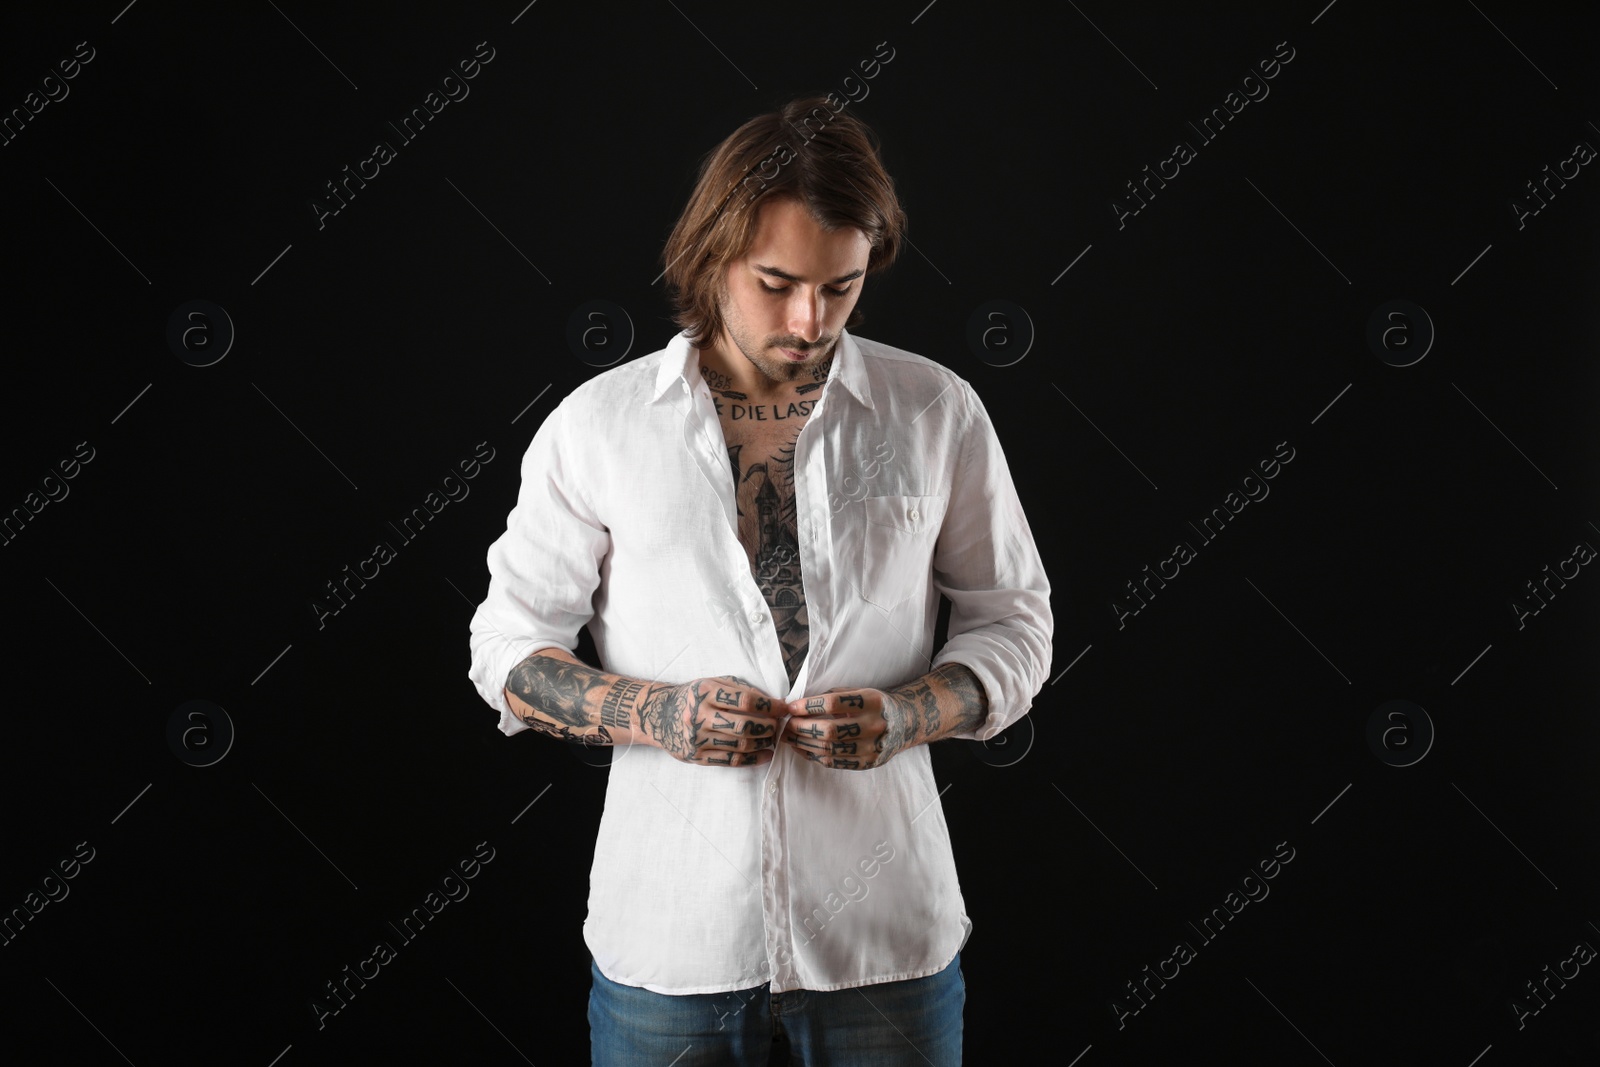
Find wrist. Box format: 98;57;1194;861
626;681;671;748
927;662;989;742
880;685;925;754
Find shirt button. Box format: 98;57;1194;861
751;610;766;624
908;507;919;521
768;780;778;794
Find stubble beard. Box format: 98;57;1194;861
716;283;834;387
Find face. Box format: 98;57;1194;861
712;196;872;388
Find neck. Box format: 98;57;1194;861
698;338;835;404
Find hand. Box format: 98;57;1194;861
635;675;785;766
781;686;917;770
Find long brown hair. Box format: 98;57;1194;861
660;94;908;349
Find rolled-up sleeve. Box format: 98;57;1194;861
929;380;1053;742
468;397;611;737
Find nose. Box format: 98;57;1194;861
786;290;823;344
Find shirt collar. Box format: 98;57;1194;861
647;328;874;411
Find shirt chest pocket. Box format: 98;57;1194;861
857;494;949;609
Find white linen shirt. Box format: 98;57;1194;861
467;327;1053;994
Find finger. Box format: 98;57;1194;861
709;707;781;737
701;747;774;767
705;734;775;752
780;730;878;769
786;733;863;760
785;717;832;746
791;693;833;717
789;690;868;717
790;740;829;765
783;715;865;742
790;745;864;770
709;680;781;717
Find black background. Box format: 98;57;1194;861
2;1;1597;1064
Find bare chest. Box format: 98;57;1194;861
709;391;819;683
714;403;815;581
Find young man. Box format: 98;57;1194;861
468;94;1052;1065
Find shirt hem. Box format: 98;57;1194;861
591;936;969;997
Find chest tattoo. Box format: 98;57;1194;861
701;363;818;686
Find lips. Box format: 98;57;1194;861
780;348;810;361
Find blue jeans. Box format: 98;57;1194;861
588;953;965;1066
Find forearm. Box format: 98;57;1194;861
886;662;989;747
503;646;659;746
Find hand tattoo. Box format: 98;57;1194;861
638;681;705;761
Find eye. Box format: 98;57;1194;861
758;281;854;296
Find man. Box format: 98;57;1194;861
468;93;1052;1065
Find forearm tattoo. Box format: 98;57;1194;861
877;686;918;761
928;663;989;737
885;663;989;750
600;678;642;729
521;718;613;746
506;654;608;729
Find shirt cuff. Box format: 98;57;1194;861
468;612;557;738
930;641;1032;743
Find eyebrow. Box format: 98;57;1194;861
754;264;864;285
